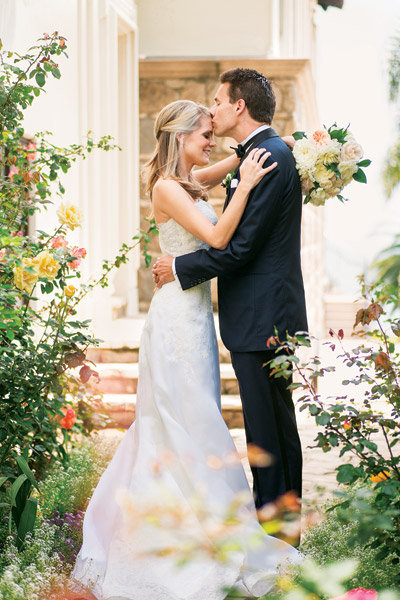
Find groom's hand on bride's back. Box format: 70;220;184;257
152;255;174;290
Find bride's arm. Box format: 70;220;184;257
193;153;239;189
193;137;294;189
153;149;277;251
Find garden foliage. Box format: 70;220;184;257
0;33;156;545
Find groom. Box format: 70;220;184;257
153;68;308;509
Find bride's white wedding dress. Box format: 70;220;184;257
72;200;300;600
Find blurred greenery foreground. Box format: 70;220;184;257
0;35;399;600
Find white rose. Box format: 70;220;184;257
339;161;357;184
293;138;319;177
309;187;327;206
340;139;363;164
318;138;341;164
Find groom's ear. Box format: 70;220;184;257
235;99;246;116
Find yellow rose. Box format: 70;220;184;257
339;161;358;184
13;258;39;293
33;250;60;280
64;284;76;297
57;202;82;230
309;187;327;206
314;163;335;189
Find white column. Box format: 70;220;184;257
113;24;140;316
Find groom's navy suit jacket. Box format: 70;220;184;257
175;128;308;352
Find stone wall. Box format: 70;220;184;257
138;59;324;336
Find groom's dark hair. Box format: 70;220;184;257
220;68;276;124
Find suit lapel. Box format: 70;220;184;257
223;128;279;211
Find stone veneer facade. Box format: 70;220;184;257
138;59;324;337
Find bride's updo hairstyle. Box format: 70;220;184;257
143;100;211;201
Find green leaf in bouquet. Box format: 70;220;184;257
326;163;341;177
353;168;367;183
357;159;371;167
292;131;306;141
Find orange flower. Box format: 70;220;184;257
370;471;390;483
343;420;351;430
64;284;76;297
60;405;77;429
312;129;330;147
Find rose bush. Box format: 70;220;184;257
268;279;400;581
0;33;157;546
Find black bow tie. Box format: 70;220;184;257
230;143;246;159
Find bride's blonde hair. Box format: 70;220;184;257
142;100;211;201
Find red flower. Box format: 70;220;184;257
330;589;378;600
60;405;77;429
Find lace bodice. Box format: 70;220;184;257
158;199;218;256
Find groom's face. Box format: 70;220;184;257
210;83;238;138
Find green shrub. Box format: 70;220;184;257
301;498;399;589
39;434;120;517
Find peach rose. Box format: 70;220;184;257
312;129;330;147
32;250;60;280
340;139;363;164
57;202;83;231
13;258;39;293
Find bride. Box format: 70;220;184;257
71;100;299;600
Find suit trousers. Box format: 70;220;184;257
230;349;302;508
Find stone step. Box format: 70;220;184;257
101;393;244;430
88;362;239;395
86;339;231;364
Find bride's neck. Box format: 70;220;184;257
177;156;193;180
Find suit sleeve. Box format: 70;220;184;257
175;159;283;291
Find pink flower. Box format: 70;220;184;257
51;235;68;249
26;142;37;162
69;246;87;270
330;589;378;600
8;166;20;181
312;129;331;147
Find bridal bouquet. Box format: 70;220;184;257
292;125;371;206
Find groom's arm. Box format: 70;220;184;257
175;161;284;290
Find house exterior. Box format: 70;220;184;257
1;0;328;344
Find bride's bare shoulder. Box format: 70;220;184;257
153;178;182;198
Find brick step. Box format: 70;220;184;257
87;340;231;364
101;394;244;430
87;362;239;395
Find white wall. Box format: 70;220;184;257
0;0;80;245
136;0;277;58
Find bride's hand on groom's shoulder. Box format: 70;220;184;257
239;148;278;190
282;135;295;150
